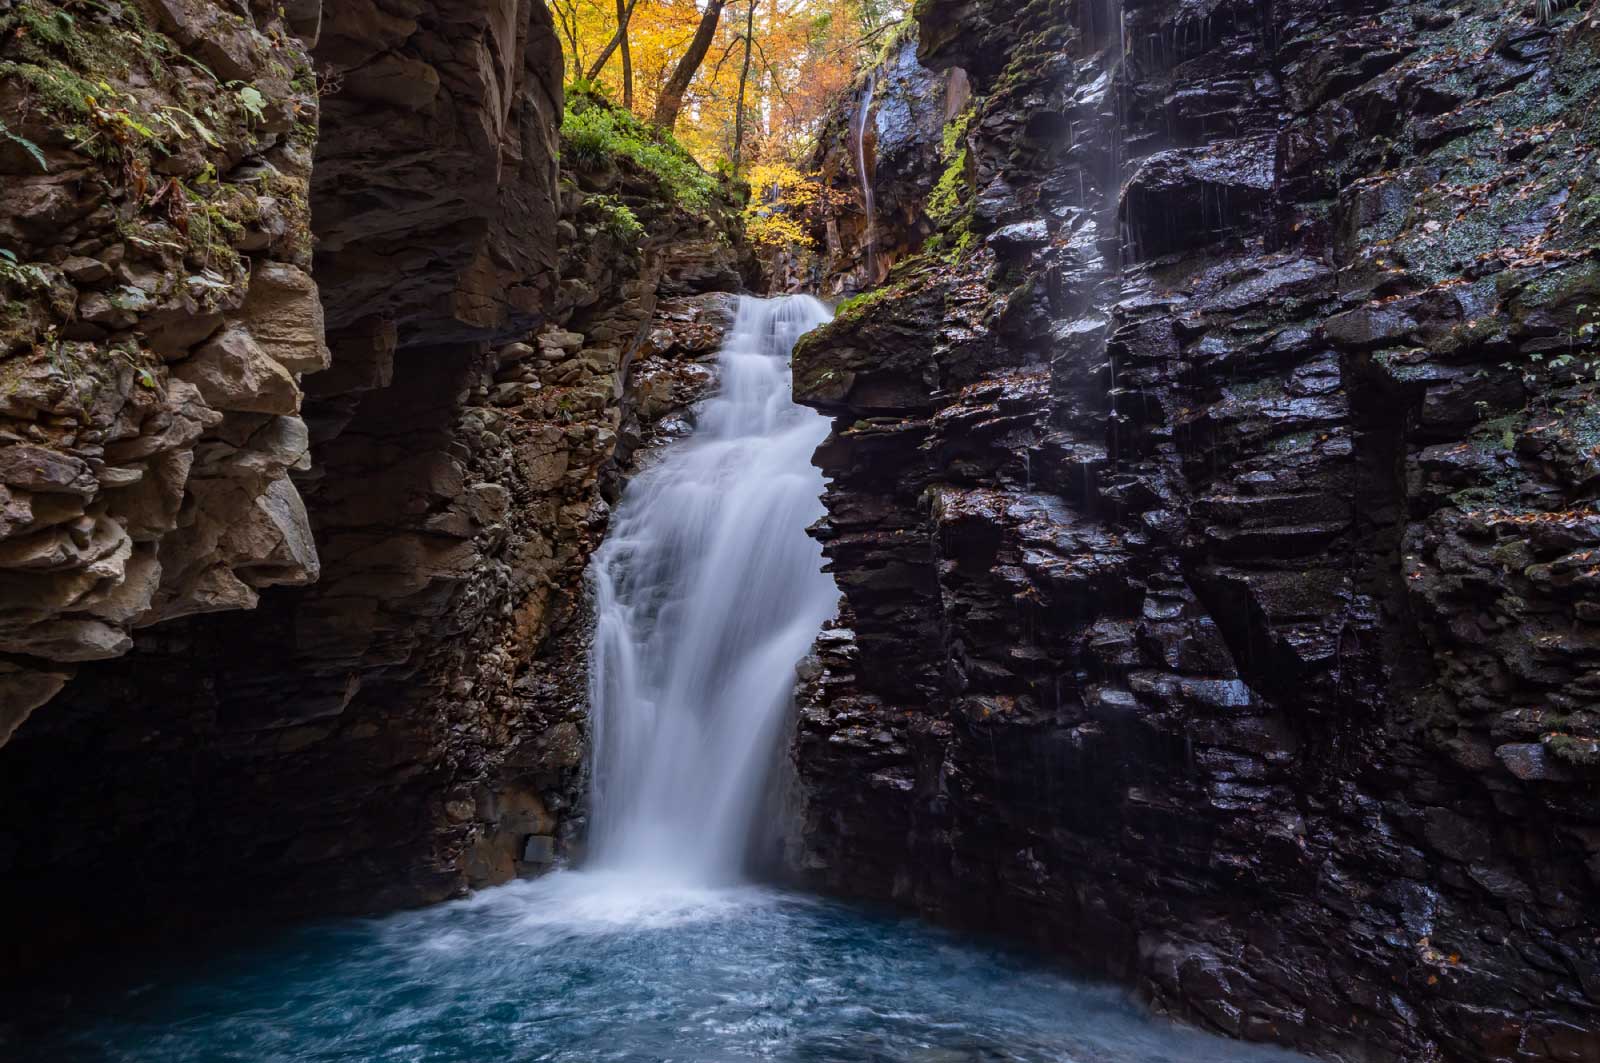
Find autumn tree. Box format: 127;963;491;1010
732;0;757;168
615;0;635;108
744;161;848;250
562;1;910;167
585;0;641;107
551;0;586;80
651;0;728;130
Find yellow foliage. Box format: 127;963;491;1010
551;0;906;168
747;211;814;250
743;160;848;251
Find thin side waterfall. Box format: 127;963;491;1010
586;295;838;884
853;71;878;282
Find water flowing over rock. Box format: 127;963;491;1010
0;14;749;967
0;0;1597;1057
785;30;968;293
853;71;879;285
587;296;838;880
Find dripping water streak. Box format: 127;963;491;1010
853;72;878;284
586;295;838;884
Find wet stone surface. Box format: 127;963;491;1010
786;0;1600;1059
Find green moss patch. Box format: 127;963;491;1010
561;93;719;215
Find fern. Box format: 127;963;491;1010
0;247;51;290
0;119;47;172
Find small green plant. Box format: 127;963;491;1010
939;110;972;162
1543;316;1600;384
920;108;976;263
560;98;718;214
926;149;968;224
231;82;266;124
1498;304;1600;392
0;248;50;290
0;118;47;171
588;194;644;242
1575;304;1598;345
107;339;159;388
833;280;901;323
151;105;222;148
565;76;611;101
869;17;918;69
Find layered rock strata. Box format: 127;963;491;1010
0;0;323;742
789;0;1600;1059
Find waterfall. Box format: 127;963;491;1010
853;72;878;283
585;295;838;884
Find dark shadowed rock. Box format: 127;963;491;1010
786;1;1600;1060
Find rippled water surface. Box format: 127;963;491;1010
6;872;1310;1063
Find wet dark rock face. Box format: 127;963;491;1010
783;32;969;294
790;0;1600;1058
0;7;746;969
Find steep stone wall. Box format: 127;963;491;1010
789;0;1600;1059
778;29;967;294
0;0;323;742
0;4;749;970
309;0;563;349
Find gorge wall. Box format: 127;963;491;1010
790;0;1600;1060
0;0;747;967
0;0;325;748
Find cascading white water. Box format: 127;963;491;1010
586;295;838;884
853;71;878;283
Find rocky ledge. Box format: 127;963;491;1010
0;0;322;742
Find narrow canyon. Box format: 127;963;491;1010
0;0;1596;1059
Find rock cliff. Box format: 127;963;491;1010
0;1;747;968
0;0;323;743
4;0;1598;1058
789;0;1600;1059
783;28;969;294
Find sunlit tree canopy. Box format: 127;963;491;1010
550;0;908;167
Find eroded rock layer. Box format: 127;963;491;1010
789;0;1600;1059
0;0;323;742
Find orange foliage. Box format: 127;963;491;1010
552;0;906;167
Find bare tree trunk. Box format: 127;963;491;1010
585;0;640;85
618;0;633;110
651;0;728;131
552;0;585;81
732;1;757;170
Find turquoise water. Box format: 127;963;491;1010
3;871;1309;1063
